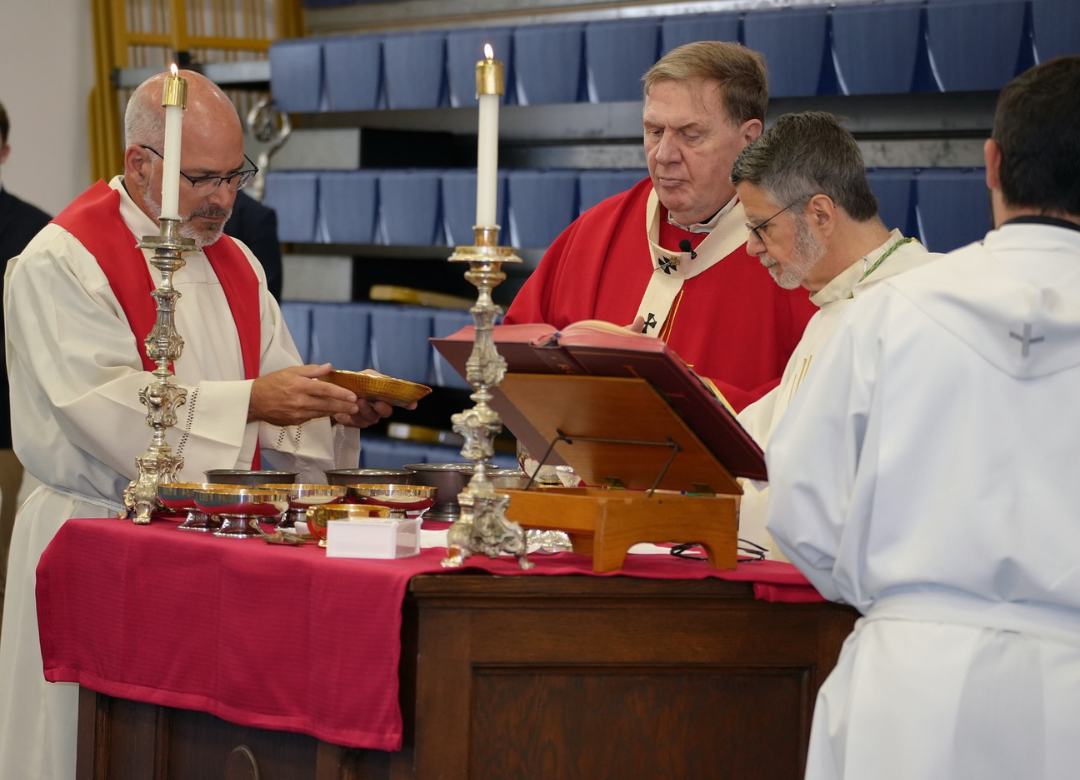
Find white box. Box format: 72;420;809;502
326;517;420;559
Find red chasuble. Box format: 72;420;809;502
504;178;818;411
52;180;263;466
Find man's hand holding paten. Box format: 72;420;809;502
249;363;398;428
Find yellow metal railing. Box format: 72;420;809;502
89;0;303;181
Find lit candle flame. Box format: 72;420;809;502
484;43;493;60
170;62;178;77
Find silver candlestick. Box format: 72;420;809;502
442;226;533;570
121;217;195;523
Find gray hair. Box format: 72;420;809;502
730;111;878;221
642;41;768;125
124;81;166;149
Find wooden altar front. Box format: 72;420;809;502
77;573;856;780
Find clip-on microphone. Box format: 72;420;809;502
678;239;698;260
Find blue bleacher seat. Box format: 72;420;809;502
490;451;520;471
369;304;434;384
431;310;476;390
584;18;660;103
379;170;443;246
358;436;400;469
832;1;936;95
577;169;648;215
320;171;379;244
507;169;579;249
446;27;516;108
915;168;991;252
309;302;372;369
513;23;586;105
1031;0;1080;63
360;438;452;469
269;39;324;113
262;172;319;243
280;302;313;364
926;0;1033;91
323;34;383;111
743;6;837;97
441;170;509;247
660;12;741;55
866;168;918;238
382;30;448;109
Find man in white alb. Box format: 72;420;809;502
768;56;1080;779
0;70;405;780
728;111;935;556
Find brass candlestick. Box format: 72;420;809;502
442;226;533;570
122;217;195;523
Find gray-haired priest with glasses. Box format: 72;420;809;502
0;70;411;780
728;111;937;559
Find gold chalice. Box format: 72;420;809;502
306;503;392;548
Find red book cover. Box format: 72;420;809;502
431;323;766;482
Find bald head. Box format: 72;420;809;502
125;70;241;151
123;70;246;246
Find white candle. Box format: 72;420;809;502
160;64;187;221
475;44;503;229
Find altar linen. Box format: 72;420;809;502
768;221;1080;780
34;517;824;753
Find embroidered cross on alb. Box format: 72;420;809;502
1009;323;1045;357
657;256;678;275
642;313;658;333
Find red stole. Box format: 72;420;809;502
53;180;263;466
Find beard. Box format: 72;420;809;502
142;179;231;249
762;215;826;290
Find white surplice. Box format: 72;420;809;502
736;231;934;557
0;177;360;780
767;222;1080;779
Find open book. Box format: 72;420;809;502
430;321;766;483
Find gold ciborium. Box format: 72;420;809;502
306;503;392;548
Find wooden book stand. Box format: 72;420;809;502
498;373;741;572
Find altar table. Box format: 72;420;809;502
37;516;858;780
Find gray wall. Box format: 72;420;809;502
0;0;95;216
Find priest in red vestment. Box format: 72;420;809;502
505;42;816;411
0;70;405;780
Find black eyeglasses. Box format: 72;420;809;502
745;198;803;243
140;145;259;192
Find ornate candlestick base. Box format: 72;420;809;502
122;218;194;523
442;226;533;570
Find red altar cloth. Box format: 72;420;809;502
36;517;823;752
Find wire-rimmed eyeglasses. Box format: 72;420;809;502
140;145;259;192
745;199;803;244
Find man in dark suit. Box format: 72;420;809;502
224;188;283;302
0;98;52;629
